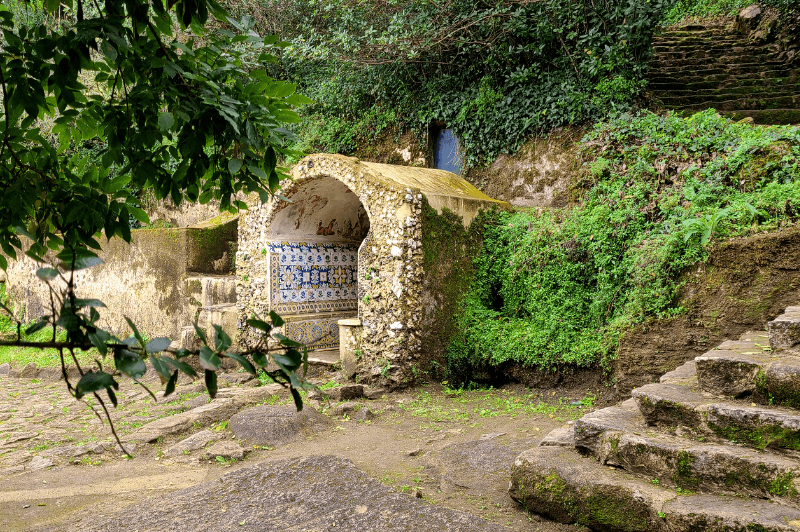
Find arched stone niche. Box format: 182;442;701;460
237;154;508;388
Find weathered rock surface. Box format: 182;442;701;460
512;317;800;529
696;342;800;406
77;455;505;532
575;402;800;503
326;384;365;401
228;404;331;446
769;306;800;350
164;430;223;457
204;440;246;461
129;400;237;443
510;447;800;532
426;437;536;495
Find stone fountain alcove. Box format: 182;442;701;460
237;154;508;388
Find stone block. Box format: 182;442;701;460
327;384;364;401
769;311;800;350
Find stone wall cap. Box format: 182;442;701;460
338;318;362;326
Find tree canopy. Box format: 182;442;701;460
0;0;312;445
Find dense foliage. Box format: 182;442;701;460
446;110;800;385
0;0;312;438
242;0;669;166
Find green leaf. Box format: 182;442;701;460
35;268;58;281
158;112;175;131
273;349;302;371
269;311;284;327
199;346;221;370
205;369;218;399
162;356;198;378
273;333;302;347
124;317;145;348
290;387;303;412
64;298;106;308
252;351;268;368
88;329;112;357
107;387;118;408
193;322;208;346
228;158;243;175
225;352;256;376
25;320;49;335
246;318;272;333
165;370;179;397
145;337;172;353
150;355;172;382
75;371;118;400
114;349;146;379
212;325;231;352
264;146;276;173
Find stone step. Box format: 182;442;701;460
633;382;800;456
665;94;800;111
509;446;800;532
769;306;800;351
651;83;800;99
650;62;790;75
651;58;787;71
648;77;800;92
574;403;800;505
648;69;798;84
185;275;237;307
653;47;777;60
648;67;798;82
695;340;800;407
720;109;800;125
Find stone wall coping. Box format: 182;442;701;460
337;318;362;327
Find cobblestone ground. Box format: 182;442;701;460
0;372;262;474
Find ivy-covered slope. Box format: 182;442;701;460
235;0;668;166
446;110;800;386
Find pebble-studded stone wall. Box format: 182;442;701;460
237;154;507;388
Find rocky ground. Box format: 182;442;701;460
0;365;614;531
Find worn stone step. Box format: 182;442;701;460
653;48;776;60
185;275;237;307
770;306;800;351
652;84;800;99
650;63;790;75
651;56;785;67
574;404;800;505
649;77;800;92
666;94;800;111
721;109;800;125
696;340;800;407
510;446;800;532
648;68;798;84
633;382;800;456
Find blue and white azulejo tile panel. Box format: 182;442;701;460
269;242;359;314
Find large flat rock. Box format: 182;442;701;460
510;446;800;532
228;404;331;447
77;455;505;532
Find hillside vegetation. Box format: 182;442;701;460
447;110;800;385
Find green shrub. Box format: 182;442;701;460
446;110;800;385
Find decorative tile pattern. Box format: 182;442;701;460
269;241;359;314
283;318;340;351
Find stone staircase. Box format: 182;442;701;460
648;23;800;124
510;307;800;531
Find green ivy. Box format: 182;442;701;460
245;0;668;166
446;110;800;385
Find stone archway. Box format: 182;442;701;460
237;154;508;387
263;176;371;355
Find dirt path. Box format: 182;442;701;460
0;370;612;531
